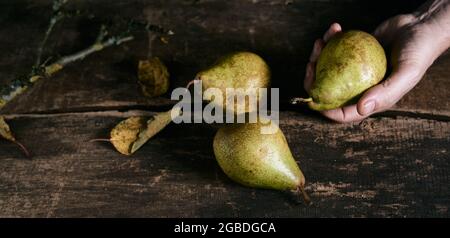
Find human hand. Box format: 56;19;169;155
304;1;450;123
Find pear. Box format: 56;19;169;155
213;118;310;203
196;52;271;113
293;30;387;111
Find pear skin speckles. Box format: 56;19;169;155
309;31;387;111
213;119;306;192
197;52;271;113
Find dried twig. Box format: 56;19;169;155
0;25;134;109
0;0;169;157
34;0;69;69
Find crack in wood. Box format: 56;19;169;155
2;107;450;122
374;110;450;122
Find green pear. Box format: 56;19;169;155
293;31;387;111
213;118;310;203
196;52;271;113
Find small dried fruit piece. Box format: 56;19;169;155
138;57;170;97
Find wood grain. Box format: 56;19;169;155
0;111;448;217
0;0;449;218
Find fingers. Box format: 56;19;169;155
304;62;315;93
373;19;391;45
304;39;324;92
323;23;342;42
309;39;325;62
310;23;342;63
304;23;343;98
356;63;423;116
321;105;366;123
322;62;423;123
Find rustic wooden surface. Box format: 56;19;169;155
0;0;449;217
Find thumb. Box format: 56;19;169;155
357;63;423;116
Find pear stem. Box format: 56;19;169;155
297;186;312;205
13;140;31;158
290;97;313;105
186;80;198;89
88;138;111;143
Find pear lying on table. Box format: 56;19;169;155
213;118;310;203
195;51;271;113
106;52;271;155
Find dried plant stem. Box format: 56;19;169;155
35;0;70;68
35;15;63;68
56;35;134;67
0;29;134;109
290;97;313;104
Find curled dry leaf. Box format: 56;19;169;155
110;116;147;155
0;116;30;157
131;108;179;153
0;116;15;142
138;57;170;98
110;107;181;155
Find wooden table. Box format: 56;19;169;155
0;0;448;217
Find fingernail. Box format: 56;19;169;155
362;100;376;115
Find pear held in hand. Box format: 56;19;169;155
213;119;310;203
196;52;271;113
293;30;387;111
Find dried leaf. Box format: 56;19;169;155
160;36;169;44
0;116;15;142
131;107;180;154
110;107;180;155
0;116;30;157
110;116;147;155
138;57;170;97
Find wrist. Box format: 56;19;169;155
414;0;450;47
